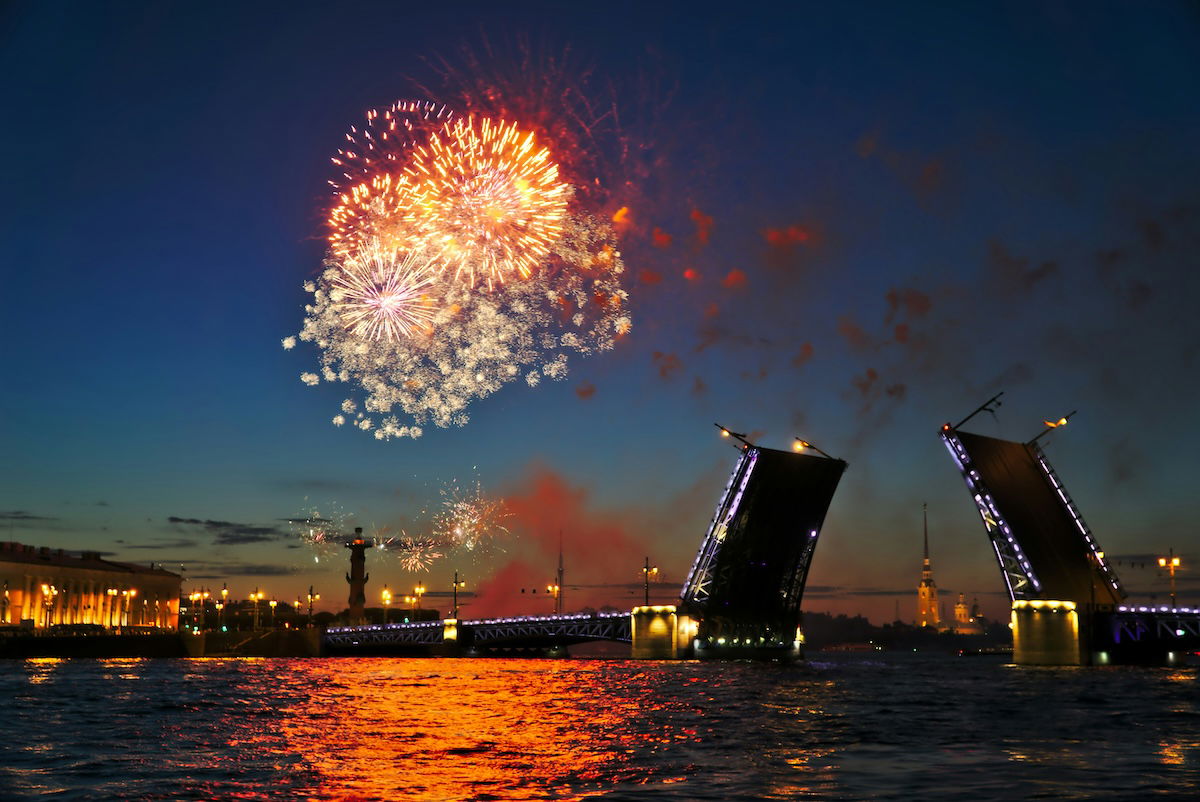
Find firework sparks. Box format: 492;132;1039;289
433;478;511;553
329;240;439;341
293;83;632;439
329;100;453;193
295;212;627;437
402;116;569;289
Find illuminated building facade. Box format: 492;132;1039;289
917;504;941;629
952;592;984;635
0;541;180;629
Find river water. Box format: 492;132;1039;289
1;653;1197;800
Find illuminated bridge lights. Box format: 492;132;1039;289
942;426;1044;598
1013;599;1076;612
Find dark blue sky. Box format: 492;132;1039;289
3;1;1198;621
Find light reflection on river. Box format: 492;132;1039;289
2;654;1198;800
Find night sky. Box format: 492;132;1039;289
3;2;1198;623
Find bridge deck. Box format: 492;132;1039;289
324;611;631;651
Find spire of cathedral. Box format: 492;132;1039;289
917;503;940;628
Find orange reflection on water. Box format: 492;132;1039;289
268;659;653;800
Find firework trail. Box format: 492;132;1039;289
290;86;631;439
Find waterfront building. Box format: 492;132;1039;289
916;504;941;629
0;541;181;629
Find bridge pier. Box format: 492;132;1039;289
630;606;693;659
1011;600;1082;665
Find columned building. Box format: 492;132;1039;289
1;542;181;630
917;504;941;629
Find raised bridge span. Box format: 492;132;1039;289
941;407;1199;665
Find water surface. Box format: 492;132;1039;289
2;653;1197;799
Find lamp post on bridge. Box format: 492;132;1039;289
381;585;392;624
1159;549;1182;608
642;557;659;606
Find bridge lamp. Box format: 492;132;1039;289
381;586;392;623
1159;550;1182;608
714;422;752;448
793;438;836;460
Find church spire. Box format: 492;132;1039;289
923;502;929;561
917;502;940;628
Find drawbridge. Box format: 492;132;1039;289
940;397;1198;665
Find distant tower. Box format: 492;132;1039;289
917;504;940;628
346;527;368;625
954;592;970;626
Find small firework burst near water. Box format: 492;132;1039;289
433;478;511;556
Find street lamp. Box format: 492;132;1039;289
1159;549;1183;608
547;583;561;614
306;586;320;627
413;584;425;613
268;598;277;628
106;587;118;629
642;557;659;606
792;437;836;460
123;589;138;627
214;602;225;631
451;572;466;618
381;585;392;624
40;583;58;629
251;589;265;629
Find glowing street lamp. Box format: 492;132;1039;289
547;583;561;614
268;598;278;627
250;589;265;629
381;585;392;624
1159;549;1182;608
792;438;836;460
413;585;426;613
123;589;139;627
106;587;118;629
40;583;59;629
714;422;753;449
642;557;659;606
306;586;320;627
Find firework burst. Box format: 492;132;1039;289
329;240;439;341
402;116;569;289
433;478;511;554
296;211;627;436
293;78;632;438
